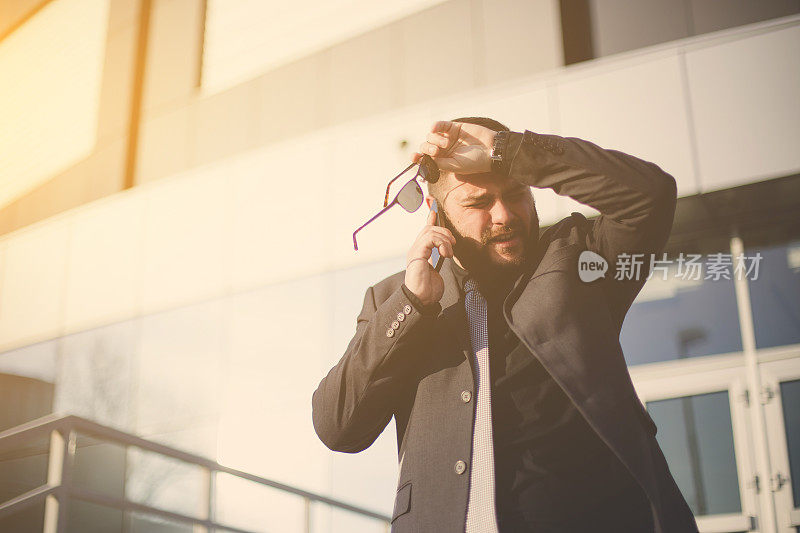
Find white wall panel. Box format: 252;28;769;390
432;84;552;135
0;221;69;349
686;24;800;191
480;0;563;82
555;52;698;196
230;135;333;292
203;0;447;95
141;166;232;313
64;191;144;333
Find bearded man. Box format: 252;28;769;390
312;117;698;533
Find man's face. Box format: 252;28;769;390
430;171;538;278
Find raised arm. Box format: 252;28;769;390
504;131;676;253
506;131;677;324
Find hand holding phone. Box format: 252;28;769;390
404;200;454;306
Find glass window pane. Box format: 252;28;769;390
312;505;389;533
72;435;126;498
126;511;194;533
0;499;45;532
136;299;227;435
0;340;57;431
780;379;800;509
125;446;207;521
215;472;304;533
67;499;124;533
55;320;138;432
0;432;50;532
621;259;742;366
746;241;800;349
646;391;741;516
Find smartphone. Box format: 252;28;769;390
429;199;445;272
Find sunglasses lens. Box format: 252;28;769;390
418;155;440;183
397;180;423;212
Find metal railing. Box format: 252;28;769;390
0;414;391;532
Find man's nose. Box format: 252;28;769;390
490;200;515;225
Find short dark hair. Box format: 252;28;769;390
450;116;510;133
427;116;509;201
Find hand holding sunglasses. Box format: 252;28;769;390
413;120;497;175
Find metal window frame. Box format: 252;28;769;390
759;354;800;532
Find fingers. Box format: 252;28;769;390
436;240;454;259
426;208;436;226
431;121;461;138
427;225;455;244
408;223;455;268
431;121;452;133
414;224;455;253
411;121;464;163
424;233;454;259
423;227;456;258
418;141;439;158
426;132;449;149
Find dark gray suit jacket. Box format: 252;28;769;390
313;131;699;533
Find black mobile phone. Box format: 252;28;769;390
429;199;445;272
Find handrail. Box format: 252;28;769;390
0;414;391;532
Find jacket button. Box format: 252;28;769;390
386;328;395;338
391;320;400;330
454;460;467;475
460;390;472;403
397;312;405;322
403;304;412;315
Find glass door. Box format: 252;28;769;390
634;364;759;532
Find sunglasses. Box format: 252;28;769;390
352;155;440;251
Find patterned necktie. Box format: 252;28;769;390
464;278;500;533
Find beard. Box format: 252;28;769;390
437;203;539;291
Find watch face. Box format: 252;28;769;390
491;131;508;158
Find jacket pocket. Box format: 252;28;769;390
391;481;412;523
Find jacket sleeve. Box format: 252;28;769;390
504;131;678;328
312;282;440;453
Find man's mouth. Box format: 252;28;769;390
489;232;520;245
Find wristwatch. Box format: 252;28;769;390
490;130;509;175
